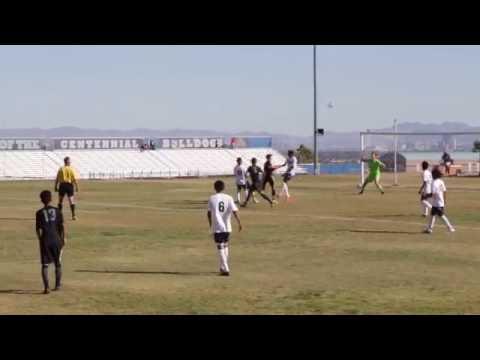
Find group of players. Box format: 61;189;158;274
35;157;79;294
358;151;456;234
233;150;298;208
35;152;298;291
207;150;298;276
36;149;455;292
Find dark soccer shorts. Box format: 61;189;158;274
431;207;445;217
214;232;230;244
59;183;74;197
237;184;247;191
40;242;62;266
283;172;294;183
262;176;274;189
248;181;262;192
421;193;432;201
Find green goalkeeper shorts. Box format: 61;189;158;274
365;173;381;183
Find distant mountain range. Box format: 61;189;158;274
1;122;479;152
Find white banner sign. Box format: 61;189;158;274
0;139;42;150
54;138;141;150
159;138;224;149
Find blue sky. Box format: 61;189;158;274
0;45;479;136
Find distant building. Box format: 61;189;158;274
380;152;407;172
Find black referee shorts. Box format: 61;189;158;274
59;183;74;197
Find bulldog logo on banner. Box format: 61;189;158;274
158;138;224;149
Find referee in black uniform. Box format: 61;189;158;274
36;190;65;294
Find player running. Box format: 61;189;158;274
279;150;297;201
263;154;281;200
359;151;386;195
242;158;274;207
424;166;455;234
55;156;79;220
207;180;242;276
418;161;433;217
36;190;65;294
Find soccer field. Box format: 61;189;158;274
1;173;480;314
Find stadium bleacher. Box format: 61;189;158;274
0;147;301;180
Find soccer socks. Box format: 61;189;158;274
281;182;290;198
41;265;49;290
58;203;63;211
427;215;455;232
236;191;241;203
70;204;76;218
55;265;62;289
243;190;252;205
260;192;273;205
41;264;62;291
427;216;436;231
217;244;229;273
441;215;455;232
374;181;385;194
421;200;432;216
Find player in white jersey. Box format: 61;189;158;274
424;167;455;234
233;157;255;204
279;150;297;200
207;180;242;276
418;161;433;217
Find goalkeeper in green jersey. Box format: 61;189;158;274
359;151;386;195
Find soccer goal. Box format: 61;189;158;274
359;130;480;186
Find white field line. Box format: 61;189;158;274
1;197;479;232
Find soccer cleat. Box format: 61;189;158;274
72;216;77;221
53;286;61;291
43;288;50;295
253;198;259;204
424;229;433;234
448;228;456;233
219;271;230;276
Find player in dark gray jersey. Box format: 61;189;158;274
262;154;281;200
36;190;65;294
242;158;274;208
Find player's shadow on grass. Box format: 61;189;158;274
0;289;42;295
75;270;217;276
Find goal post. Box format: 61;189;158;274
359;130;480;186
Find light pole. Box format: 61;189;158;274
313;45;318;176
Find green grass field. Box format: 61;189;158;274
1;173;480;314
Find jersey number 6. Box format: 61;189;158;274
218;201;225;212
